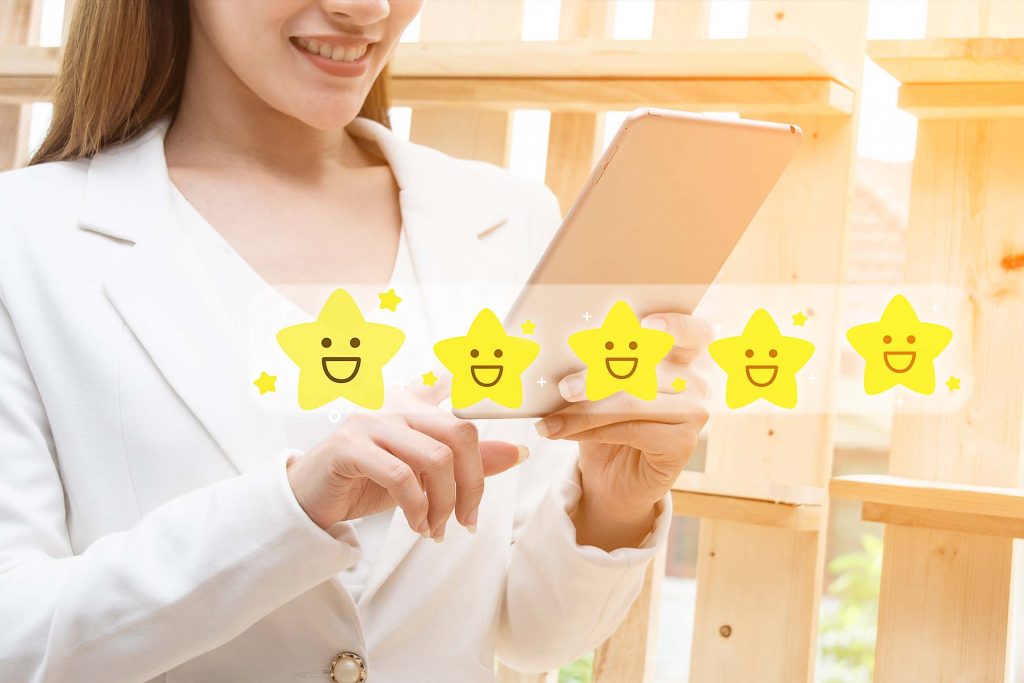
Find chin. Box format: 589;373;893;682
281;99;366;131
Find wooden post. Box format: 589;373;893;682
688;2;868;682
408;0;523;167
0;0;41;170
866;2;1024;679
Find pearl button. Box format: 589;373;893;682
330;651;367;683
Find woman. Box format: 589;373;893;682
0;1;711;681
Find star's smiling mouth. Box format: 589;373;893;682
745;364;778;387
605;357;638;379
883;351;916;373
471;365;503;387
322;357;361;383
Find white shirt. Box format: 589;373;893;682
168;180;424;604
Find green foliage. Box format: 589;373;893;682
559;651;593;683
817;533;883;683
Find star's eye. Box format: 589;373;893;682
470;349;479;358
350;337;361;348
605;341;614;350
629;341;638;350
883;335;892;344
907;335;916;344
769;349;778;358
745;349;754;358
494;349;503;358
321;337;332;348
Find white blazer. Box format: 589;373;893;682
0;114;672;683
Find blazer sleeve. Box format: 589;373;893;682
494;181;675;673
0;291;363;682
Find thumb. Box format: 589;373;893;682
480;441;530;477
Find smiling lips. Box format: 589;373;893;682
883;351;916;373
322;357;361;383
745;365;779;387
605;357;638;379
471;365;504;387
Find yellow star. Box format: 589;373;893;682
378;288;402;312
946;376;961;391
422;371;438;387
277;288;405;410
520;320;537;335
708;309;814;409
567;300;674;402
792;311;808;327
671;377;687;393
253;371;277;395
846;294;952;395
434;309;539;409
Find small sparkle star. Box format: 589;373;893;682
378;288;402;312
422;371;438;386
521;320;537;335
253;371;277;395
946;376;961;391
671;377;687;392
792;311;808;327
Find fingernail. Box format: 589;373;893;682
420;530;432;539
535;417;563;437
643;316;667;331
467;524;477;534
432;532;445;543
558;376;584;400
466;507;479;529
416;519;430;534
515;444;530;463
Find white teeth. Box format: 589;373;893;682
294;37;369;62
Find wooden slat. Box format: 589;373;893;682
653;0;709;40
0;45;57;103
926;0;1024;38
869;38;1024;83
394;38;851;82
863;502;1024;539
897;82;1024;119
0;0;41;170
688;2;867;682
392;77;853;115
831;474;1024;518
872;113;1024;683
675;471;825;506
673;490;821;532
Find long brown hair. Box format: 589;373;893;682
29;0;392;166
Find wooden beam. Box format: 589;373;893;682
869;38;1024;83
897;82;1024;119
393;38;851;82
832;474;1024;519
392;77;852;115
0;0;42;170
863;502;1024;539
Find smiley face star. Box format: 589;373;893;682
708;309;814;409
434;309;539;409
567;300;674;402
846;294;952;395
277;288;405;410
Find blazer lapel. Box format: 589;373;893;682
79;116;289;475
345;118;531;609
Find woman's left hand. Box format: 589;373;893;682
535;312;713;551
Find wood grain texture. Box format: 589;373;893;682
870;37;1024;83
689;2;867;681
873;115;1024;683
862;502;1024;539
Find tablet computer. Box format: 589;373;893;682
457;107;802;418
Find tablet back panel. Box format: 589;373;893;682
458;108;802;418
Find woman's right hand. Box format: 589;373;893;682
286;382;526;541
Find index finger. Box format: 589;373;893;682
642;312;714;364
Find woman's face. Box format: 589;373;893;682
188;0;422;130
